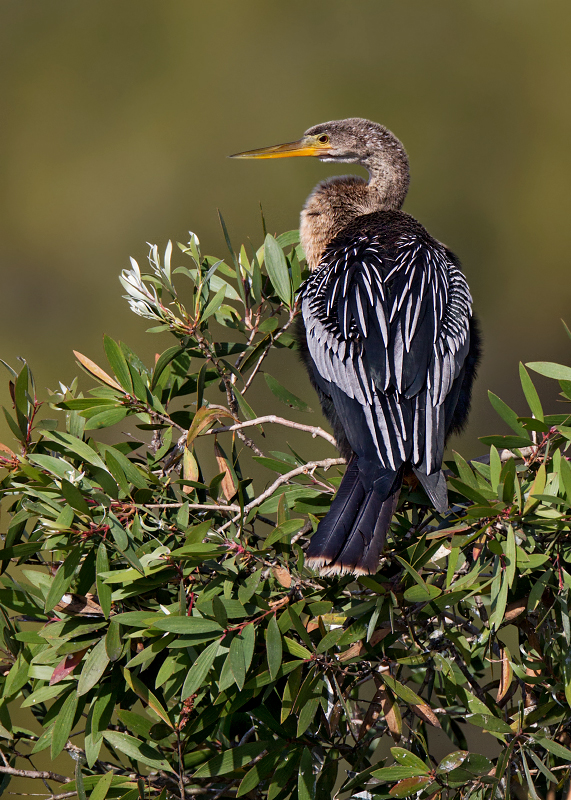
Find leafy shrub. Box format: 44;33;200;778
0;222;570;800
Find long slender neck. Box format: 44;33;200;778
300;170;407;271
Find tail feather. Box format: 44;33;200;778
306;458;402;575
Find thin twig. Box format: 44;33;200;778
0;765;70;784
145;502;240;511
144;457;345;513
242;306;298;394
217;457;345;533
203;415;337;448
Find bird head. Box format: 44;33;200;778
231;118;410;210
230;117;408;170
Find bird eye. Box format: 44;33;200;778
317;134;330;144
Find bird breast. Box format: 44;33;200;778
300;176;382;271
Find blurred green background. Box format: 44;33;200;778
2;0;571;456
0;0;570;792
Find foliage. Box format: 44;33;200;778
0;221;570;800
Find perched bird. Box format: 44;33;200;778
232;118;480;575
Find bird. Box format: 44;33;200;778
231;118;481;575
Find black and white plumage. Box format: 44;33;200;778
232;118;481;575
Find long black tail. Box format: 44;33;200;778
306;457;402;575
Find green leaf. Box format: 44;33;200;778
265;519;304;548
182;638;221;699
466;713;512;734
44;430;109;472
266;614;283;680
123;668;173;728
504;525;516;587
381;674;424;705
77;638;110;696
75;761;87;800
527;361;571;382
151;345;184;389
51;689;78;759
201;284;227;322
96;543;111;619
229;634;246;690
536;736;571;761
88;772;115;800
233;386;259;423
194;741;270;778
519;363;543;420
488;391;529;437
437;751;469;773
104;335;133;393
237;750;282;797
103;731;175;773
265;373;311;411
479;435;534;449
89;772;115;800
298;747;315;800
403;583;441;603
151;616;223;635
45;546;83;613
371;767;420;782
390;748;430;773
264;234;292;307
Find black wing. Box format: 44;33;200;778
300;226;472;507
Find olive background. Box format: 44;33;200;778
1;1;571;456
0;0;570;790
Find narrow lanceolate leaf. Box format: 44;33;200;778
298;747;315;800
103;731;175;773
504;525;516;587
51;689;78;759
103;335;133;393
45;546;83;613
390;748;430;773
237;750;282;797
182;639;221;699
194;741;270;779
488;391;530;438
123;668;173;728
264;234;292;307
89;772;115;800
96;542;111;619
201;285;227;322
527;361;571;382
381;674;440;728
266;615;283;680
229;634;246;690
151;617;223;635
77;638;110;696
265;374;311;412
105;619;123;661
519;363;544;420
73;351;125;393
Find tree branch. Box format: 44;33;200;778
0;765;71;784
217;457;345;533
242;305;298;394
144;457;345;514
202;415;337;448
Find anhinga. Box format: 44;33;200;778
232;118;480;575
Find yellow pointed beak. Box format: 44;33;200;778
230;135;331;159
